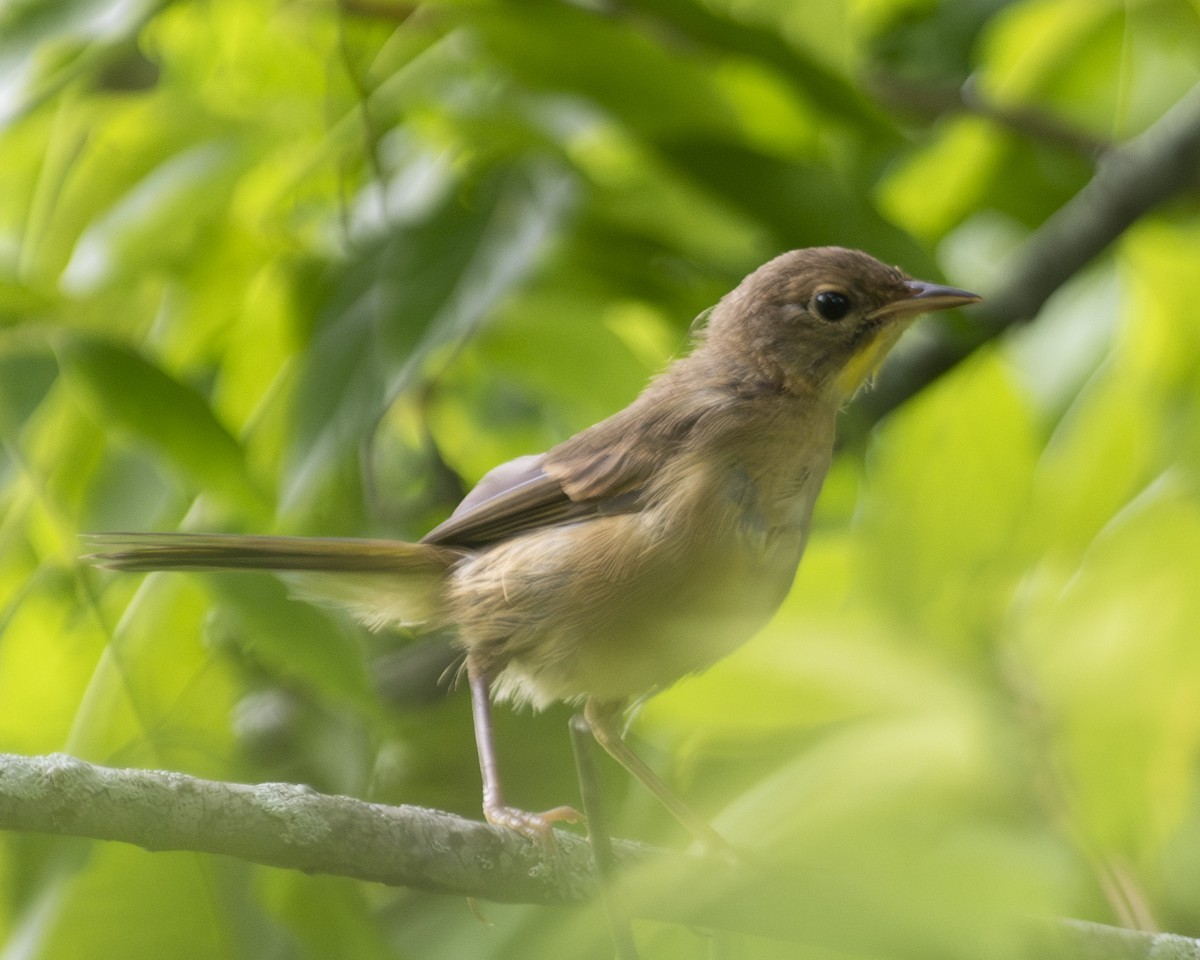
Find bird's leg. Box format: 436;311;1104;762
584;698;734;856
466;659;581;840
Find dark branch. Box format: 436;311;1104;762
869;72;1111;158
850;80;1200;436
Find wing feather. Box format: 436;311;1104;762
421;381;710;548
420;455;599;547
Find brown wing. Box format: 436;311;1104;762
419;453;630;548
417;458;590;547
421;384;709;549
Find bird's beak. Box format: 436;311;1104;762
835;280;981;398
870;280;982;321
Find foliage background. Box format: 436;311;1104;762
2;0;1200;957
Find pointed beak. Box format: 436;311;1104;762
870;279;982;321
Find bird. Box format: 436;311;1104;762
84;246;980;845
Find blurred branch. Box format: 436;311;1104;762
1056;920;1200;960
868;72;1111;157
2;753;1198;955
849;79;1200;436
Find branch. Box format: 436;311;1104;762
1057;920;1200;960
0;752;800;942
850;80;1200;435
869;72;1110;157
0;751;620;904
3;753;1199;958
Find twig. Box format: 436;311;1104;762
869;71;1111;158
570;714;640;960
852;79;1200;435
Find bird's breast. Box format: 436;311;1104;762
453;402;838;707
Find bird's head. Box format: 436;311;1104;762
706;246;980;398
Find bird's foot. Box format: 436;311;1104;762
484;803;583;843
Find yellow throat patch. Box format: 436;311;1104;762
834;322;912;398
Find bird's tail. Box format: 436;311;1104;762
82;532;464;630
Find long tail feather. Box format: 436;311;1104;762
82;532;462;573
81;532;465;629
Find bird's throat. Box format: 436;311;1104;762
835;322;910;398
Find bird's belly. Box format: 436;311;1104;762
447;507;806;708
559;541;801;704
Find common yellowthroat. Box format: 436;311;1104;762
85;246;980;843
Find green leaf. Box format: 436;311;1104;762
30;845;242;960
855;349;1039;653
281;159;573;519
206;573;375;708
1018;486;1200;855
60;142;243;294
55;334;262;507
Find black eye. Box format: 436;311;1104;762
813;290;852;322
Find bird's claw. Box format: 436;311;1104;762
485;804;583;843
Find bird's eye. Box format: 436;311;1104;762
813;290;852;322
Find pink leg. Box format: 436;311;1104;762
467;659;581;840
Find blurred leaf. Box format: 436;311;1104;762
66;572;238;770
983;0;1200;134
661;139;930;267
55;334;262;508
1019;486;1200;856
878;116;1004;242
60;141;243;294
0;0;164;129
705;711;1076;960
30;846;238;960
627;0;890;132
207;573;375;709
473;3;742;142
260;872;392;960
283;158;573;520
0;347;57;429
871;0;1010;84
0;569;105;755
855;350;1039;652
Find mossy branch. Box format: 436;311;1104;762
2;752;1198;958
